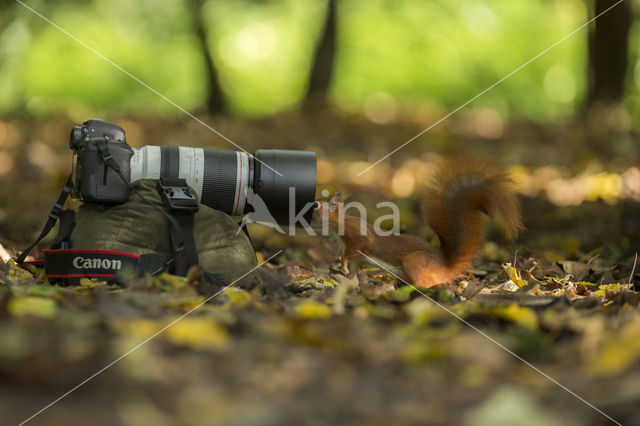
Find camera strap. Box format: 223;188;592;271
15;174;74;264
23;249;171;285
25;249;228;287
51;209;75;250
96;138;128;183
157;178;199;276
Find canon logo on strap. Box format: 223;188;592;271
72;257;122;270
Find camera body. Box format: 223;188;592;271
70;119;133;204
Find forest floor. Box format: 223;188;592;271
0;111;639;425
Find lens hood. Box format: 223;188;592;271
253;149;317;224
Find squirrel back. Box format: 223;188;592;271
422;158;523;276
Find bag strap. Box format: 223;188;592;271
236;219;258;263
51;209;75;250
158;178;199;276
16;174;74;264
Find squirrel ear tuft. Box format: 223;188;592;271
330;192;342;204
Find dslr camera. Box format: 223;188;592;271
69;119;317;223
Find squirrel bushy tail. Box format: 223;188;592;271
422;158;523;275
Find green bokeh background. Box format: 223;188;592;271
0;0;639;121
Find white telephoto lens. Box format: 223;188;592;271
177;146;205;202
130;146;205;201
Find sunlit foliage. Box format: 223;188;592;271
0;0;593;120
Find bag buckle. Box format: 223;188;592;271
158;178;199;213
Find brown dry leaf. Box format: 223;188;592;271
460;279;486;299
576;282;590;296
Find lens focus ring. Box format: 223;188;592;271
201;149;237;214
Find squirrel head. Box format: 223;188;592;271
328;192;342;208
310;191;342;227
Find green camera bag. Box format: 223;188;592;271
71;179;258;286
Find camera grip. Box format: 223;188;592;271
76;142;133;204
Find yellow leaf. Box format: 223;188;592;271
222;287;252;308
8;296;56;319
79;278;108;288
112;317;229;350
491;305;538;331
152;273;187;291
588;316;640;376
165;317;229;350
404;298;447;325
114;319;158;338
294;299;332;319
6;260;35;283
165;296;206;311
594;283;621;298
501;263;525;288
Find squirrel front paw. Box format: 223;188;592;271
339;257;350;275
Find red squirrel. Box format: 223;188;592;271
312;158;523;288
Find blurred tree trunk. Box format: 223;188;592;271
304;0;337;109
189;0;225;114
587;0;632;107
